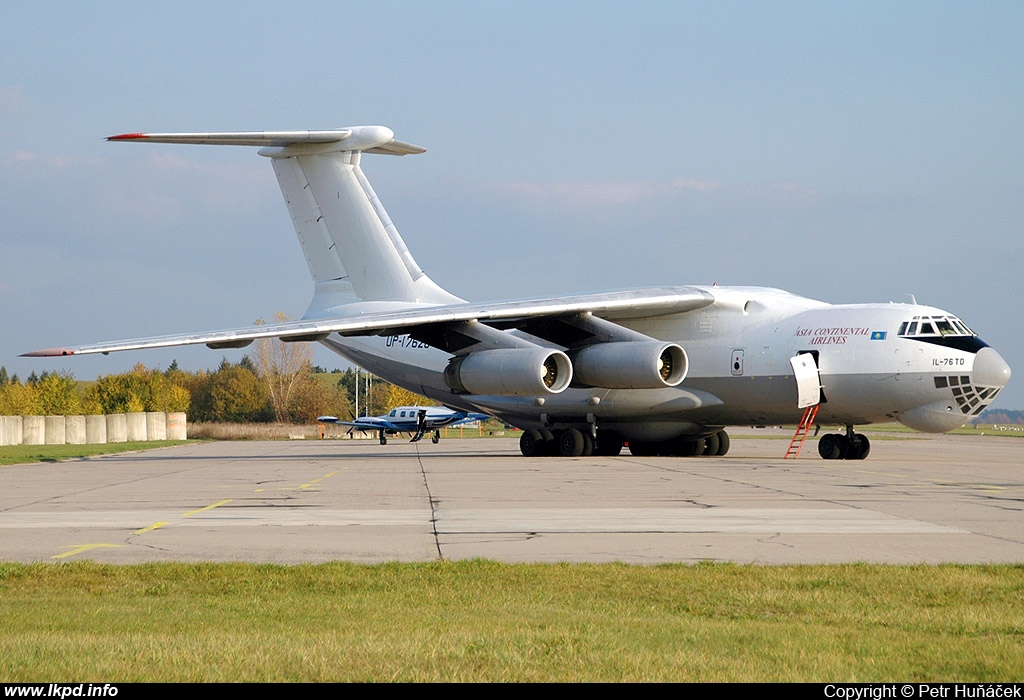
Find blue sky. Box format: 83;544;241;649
2;1;1022;409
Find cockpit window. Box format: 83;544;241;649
898;315;975;338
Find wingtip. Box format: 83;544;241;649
106;133;147;141
21;348;76;357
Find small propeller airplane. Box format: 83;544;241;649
317;406;490;444
25;125;1011;459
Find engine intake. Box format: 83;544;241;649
444;348;573;396
571;341;687;389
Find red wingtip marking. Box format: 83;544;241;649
106;133;148;141
21;348;76;357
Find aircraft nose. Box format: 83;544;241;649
974;346;1012;389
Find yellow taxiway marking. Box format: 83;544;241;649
296;470;340;490
134;521;168;534
183;499;233;517
51;543;122;559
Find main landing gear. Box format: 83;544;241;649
519;427;731;458
520;428;623;457
627;430;730;457
818;425;870;460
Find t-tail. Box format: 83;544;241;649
108;126;464;316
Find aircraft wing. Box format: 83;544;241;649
24;286;713;357
434;412;490;427
317;416;400;431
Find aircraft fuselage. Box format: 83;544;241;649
321;285;1007;442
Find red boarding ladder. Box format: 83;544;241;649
784;404;820;459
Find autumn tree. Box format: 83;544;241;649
83;364;190;415
254;313;316;422
36;371;83;415
207;362;270;422
374;381;433;413
334;369;432;417
0;379;41;416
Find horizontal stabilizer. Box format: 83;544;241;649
107;126;425;155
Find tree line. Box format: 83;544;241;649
0;333;428;423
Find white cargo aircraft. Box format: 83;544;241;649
25;126;1011;459
317;406;490;444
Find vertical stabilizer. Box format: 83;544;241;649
261;131;463;312
108;126;463;314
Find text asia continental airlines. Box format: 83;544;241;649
25;126;1011;459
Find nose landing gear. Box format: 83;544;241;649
818;425;870;460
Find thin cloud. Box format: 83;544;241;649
4;150;102;171
96;152;275;221
0;84;30;119
475;177;820;222
4;148;276;224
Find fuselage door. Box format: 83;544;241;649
790;353;822;409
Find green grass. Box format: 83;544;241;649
0;441;190;466
1;561;1021;682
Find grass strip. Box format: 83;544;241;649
1;561;1021;682
0;441;190;466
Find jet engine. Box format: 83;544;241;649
444;348;573;396
571;341;687;389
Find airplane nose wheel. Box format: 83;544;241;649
818;428;870;460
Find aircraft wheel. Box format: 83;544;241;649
848;433;870;460
681;437;704;456
520;429;544;457
379;431;387;446
668;436;704;457
559;428;586;457
581;431;594;457
834;434;850;459
818;434;839;460
539;429;556;456
715;430;730;456
432;430;440;444
702;432;720;456
596;430;623;456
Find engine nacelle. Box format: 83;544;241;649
571;341;687;389
444;348;573;396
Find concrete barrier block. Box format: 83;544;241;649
23;416;45;445
0;416;22;446
126;412;147;441
146;412;167;441
106;414;128;443
65;415;87;445
167;412;187;440
45;416;66;445
86;414;107;444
